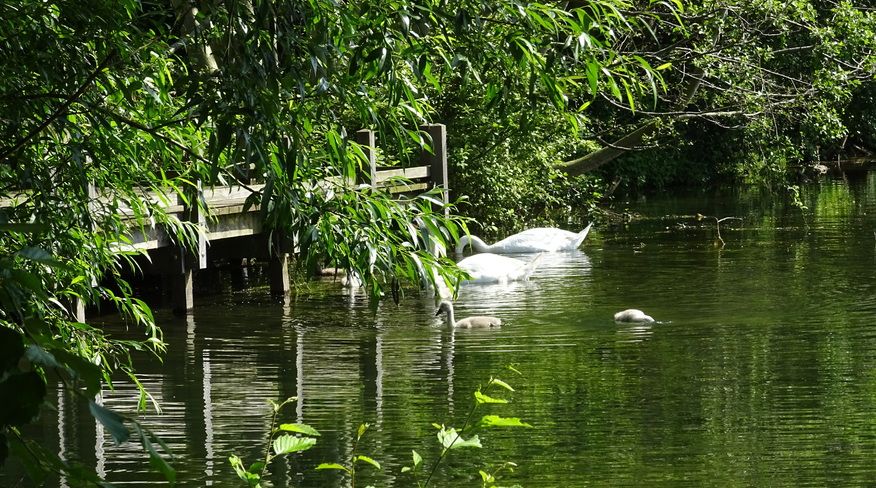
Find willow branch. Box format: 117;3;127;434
0;54;115;162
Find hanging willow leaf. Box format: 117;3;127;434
88;401;130;446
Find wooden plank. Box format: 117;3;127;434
386;183;430;194
375;166;431;183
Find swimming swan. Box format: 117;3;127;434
436;301;502;328
457;253;543;283
456;223;593;254
613;309;655;323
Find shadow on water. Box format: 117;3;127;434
8;172;876;487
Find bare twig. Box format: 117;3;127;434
711;215;742;247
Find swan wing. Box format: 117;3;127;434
564;223;593;250
457;253;530;282
489;227;591;252
506;252;543;280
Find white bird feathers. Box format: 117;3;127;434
613;309;656;323
456;224;592;254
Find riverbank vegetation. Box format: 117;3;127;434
2;0;875;485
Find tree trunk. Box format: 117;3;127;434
555;67;708;176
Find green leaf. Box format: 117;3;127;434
24;345;65;370
18;246;54;263
18;247;71;271
411;450;423;469
272;434;317;455
437;427;482;450
276;423;320;436
354;455;381;470
88;401;130;445
0;371;46;427
490;378;514;391
0;223;50;234
133;424;176;484
49;348;104;397
0;327;25;371
315;463;349;472
474;391;508;404
475;415;533;428
229;455;261;486
9;269;49;301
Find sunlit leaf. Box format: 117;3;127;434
354;455;381;469
475;415;533;428
272;434;317;455
437;427;482;450
490;378;514;391
276;423;320;436
474;391;508;404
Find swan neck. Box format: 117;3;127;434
461;235;490;253
446;306;456;327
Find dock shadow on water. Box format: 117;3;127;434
9;172;876;487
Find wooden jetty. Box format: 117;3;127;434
81;124;449;317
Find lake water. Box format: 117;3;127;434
9;172;876;487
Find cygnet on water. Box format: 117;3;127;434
436;301;502;328
613;309;655;323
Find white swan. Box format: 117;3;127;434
436;301;502;328
457;253;543;283
316;267;363;288
456;223;593;254
613;309;655;323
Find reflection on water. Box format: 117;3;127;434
8;173;876;487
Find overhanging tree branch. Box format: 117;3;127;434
0;54;115;162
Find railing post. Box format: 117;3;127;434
70;183;98;322
171;181;207;316
268;233;293;297
419;124;448;212
355;129;377;184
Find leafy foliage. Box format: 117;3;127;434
229;398;321;488
402;366;532;487
582;1;876;191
